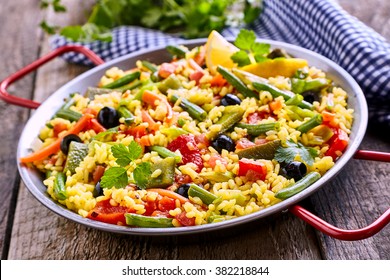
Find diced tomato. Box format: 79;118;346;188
143;200;158;216
238;158;267;181
158;196;176;212
193;47;205;67
87;199;133;225
194;133;210;150
254;138;269;145
158;63;177;79
125;123;148;138
175;212;196;226
190;71;204;85
207;155;228;168
167;134;204;172
175;174;192;184
325;128;349;160
92;165;106;183
247;111;270;124
235;138;256;150
53;122;68;138
210;73;227;87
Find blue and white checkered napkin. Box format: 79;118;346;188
51;0;390;135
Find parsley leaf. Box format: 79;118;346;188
100;167;128;189
111;141;142;167
275;139;316;166
231;29;271;66
133;162;152;190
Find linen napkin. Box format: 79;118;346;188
50;0;390;136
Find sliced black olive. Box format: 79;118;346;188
211;134;235;154
93;181;104;198
220;94;242;106
301;90;320;103
60;134;82;155
177;183;191;198
281;161;307;181
97;106;120;129
267;48;291;59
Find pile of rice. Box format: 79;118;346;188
30;44;353;227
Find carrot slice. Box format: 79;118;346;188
20;113;94;163
147;188;190;204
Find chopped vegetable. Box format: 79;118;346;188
188;183;218;205
325;128;349;160
101;71;140;89
217;66;258;99
169;93;207;121
236;140;281;160
238;158;267;181
125;213;173;228
236;122;280;136
275;139;317;166
20;113;94;163
53;172;67;200
63;141;88;174
207;105;245;140
275;171;321;199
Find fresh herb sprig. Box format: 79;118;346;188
275;139;318;166
231;29;270;67
39;0;263;42
100;141;152;189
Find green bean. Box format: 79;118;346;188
158;75;182;94
54;172;67;200
291;78;329;94
286;105;317;119
102;71;141;89
160;126;189;138
188;183;218;205
166;45;187;58
60;95;77;110
253;81;313;110
217;66;258;99
285;93;304;105
170;94;207;121
125;213;173;228
236;122;280;136
274;172;321;199
85;87;114;99
115;80;143;92
141;60;158;72
207;105;244;140
117;106;135;125
296;114;323;133
199;171;233;183
150;146;182;163
55;108;82;122
236;139;281;160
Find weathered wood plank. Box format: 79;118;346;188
307;0;390;260
0;0;44;258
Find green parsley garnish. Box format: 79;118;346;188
231;29;270;67
100;140;152;189
275;139;318;166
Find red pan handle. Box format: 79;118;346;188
0;45;104;109
291;150;390;240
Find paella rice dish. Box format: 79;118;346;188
20;30;354;228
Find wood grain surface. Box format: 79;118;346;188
1;0;389;260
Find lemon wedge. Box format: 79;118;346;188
205;30;239;75
240;58;308;78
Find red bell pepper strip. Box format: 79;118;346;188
87;199;134;225
238;158;267;181
325;128;349;160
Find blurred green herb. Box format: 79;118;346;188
231;29;270;66
40;0;263;42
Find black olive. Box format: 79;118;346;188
177;183;191;198
97;106;120;129
60;134;82;155
93;181;104;198
211;134;235;154
301;90;320;103
281;161;307;181
220;94;242;106
267;48;290;59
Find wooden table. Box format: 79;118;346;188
1;0;389;260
